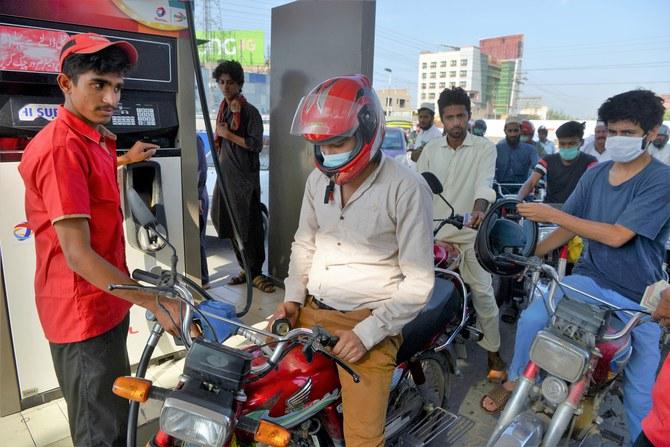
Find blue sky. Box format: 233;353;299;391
197;0;670;119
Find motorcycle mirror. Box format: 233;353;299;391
421;171;457;218
421;171;443;195
127;188;159;228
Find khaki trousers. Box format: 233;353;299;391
298;299;402;447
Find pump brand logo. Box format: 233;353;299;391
18;104;59;122
13;222;32;241
155;6;166;18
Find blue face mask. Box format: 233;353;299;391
559;146;580;161
322;151;352;168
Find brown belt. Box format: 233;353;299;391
307;295;338;311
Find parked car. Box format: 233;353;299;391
380;127;408;159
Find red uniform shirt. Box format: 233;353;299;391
642;355;670;447
18;106;131;344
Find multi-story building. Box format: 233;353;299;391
417;46;484;114
377;88;413;120
479;34;524;117
416;34;524;118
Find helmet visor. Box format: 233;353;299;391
290;93;362;143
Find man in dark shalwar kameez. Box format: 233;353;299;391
210;60;274;292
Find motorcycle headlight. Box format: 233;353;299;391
160;396;232;447
529;330;590;383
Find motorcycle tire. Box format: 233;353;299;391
412;351;452;409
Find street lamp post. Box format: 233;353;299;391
384;67;392;118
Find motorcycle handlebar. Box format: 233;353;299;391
537;264;647;339
132;269;161;285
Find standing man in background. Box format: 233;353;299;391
537;125;556;155
580;121;610;162
520;120;546;157
210;60;275;293
495;116;539;195
410;102;443;162
648;124;669;165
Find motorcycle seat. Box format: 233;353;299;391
396;276;460;365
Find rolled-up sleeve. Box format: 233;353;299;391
353;178;435;349
473;140;497;204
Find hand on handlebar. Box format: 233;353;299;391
465;210;485;229
517;202;559;223
149;299;184;337
332;330;368;363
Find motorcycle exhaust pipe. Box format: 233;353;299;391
542;377;587;447
487;362;539;447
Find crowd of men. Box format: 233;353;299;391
16;27;670;446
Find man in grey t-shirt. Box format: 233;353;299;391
483;90;670;442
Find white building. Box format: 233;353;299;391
417;46;484;113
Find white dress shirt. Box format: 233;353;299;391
413;125;443;149
284;156;435;349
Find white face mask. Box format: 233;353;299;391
605;135;647;163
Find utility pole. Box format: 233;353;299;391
384;67;392;118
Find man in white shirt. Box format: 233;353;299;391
580;121;610;162
410;102;443;162
649;124;669;165
272;75;434;447
416;87;506;382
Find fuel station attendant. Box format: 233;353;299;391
18;33;184;446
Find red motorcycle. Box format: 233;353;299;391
111;189;472;447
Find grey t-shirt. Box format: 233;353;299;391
563;159;670;302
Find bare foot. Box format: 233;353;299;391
481;380;515;413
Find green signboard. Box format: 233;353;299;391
197;30;265;65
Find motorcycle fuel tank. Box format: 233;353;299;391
243;346;340;417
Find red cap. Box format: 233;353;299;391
59;32;138;72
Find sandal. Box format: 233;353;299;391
487;352;508;383
227;271;246;286
252;275;276;293
481;384;513;414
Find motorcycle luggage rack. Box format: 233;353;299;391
398;408;473;446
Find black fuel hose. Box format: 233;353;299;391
183;0;253;318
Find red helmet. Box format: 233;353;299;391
291;74;384;185
520;120;535;137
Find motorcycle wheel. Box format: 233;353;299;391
412;352;452;408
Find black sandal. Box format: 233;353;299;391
252;275;276;293
227;271;246;286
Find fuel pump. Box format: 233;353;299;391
0;4;199;415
